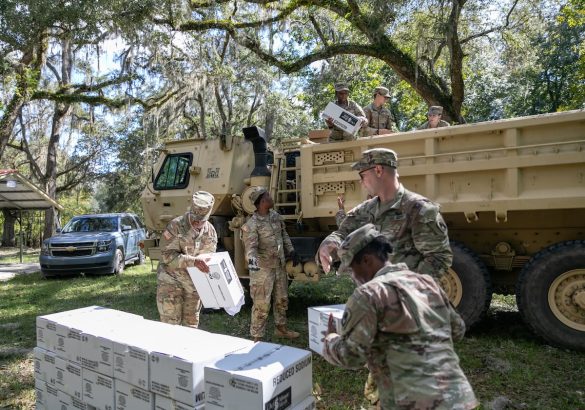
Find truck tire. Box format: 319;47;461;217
516;240;585;351
441;241;492;328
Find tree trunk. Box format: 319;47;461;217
2;210;17;247
43;37;73;240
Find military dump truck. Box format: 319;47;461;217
141;109;585;351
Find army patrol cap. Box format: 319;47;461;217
428;106;443;115
334;82;350;92
374;86;390;98
250;187;268;205
338;224;386;275
351;148;398;171
190;191;215;221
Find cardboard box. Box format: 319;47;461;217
113;318;181;389
37;306;141;354
204;342;313;410
307;129;331;141
322;102;363;136
292;395;316;410
155;394;204;410
150;330;254;406
187;252;245;309
82;368;115;410
57;390;86;410
307;304;345;356
45;382;60;409
54;356;83;400
34;346;56;385
115;379;155;410
35;378;48;410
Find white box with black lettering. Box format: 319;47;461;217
204;342;312;410
307;304;345;356
321;102;363;136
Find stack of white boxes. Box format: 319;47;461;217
35;306;314;409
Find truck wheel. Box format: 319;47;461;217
113;249;125;275
439;241;492;328
516;240;585;351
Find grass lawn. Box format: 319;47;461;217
1;258;584;409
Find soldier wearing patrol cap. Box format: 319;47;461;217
322;224;479;410
325;82;368;142
363;86;399;136
156;191;217;328
417;105;450;129
317;148;453;407
241;187;301;342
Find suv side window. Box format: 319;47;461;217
154;153;193;190
121;215;138;230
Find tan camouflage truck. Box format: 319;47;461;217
141;109;585;351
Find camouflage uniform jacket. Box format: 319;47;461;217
322;184;452;279
329;100;367;142
158;213;218;279
241;210;294;269
323;264;478;410
417;120;450;130
363;103;399;136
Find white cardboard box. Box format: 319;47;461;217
204;342;313;410
45;382;60;409
155;394;204;410
112;323;160;390
322;102;363;136
307;304;345;356
292;395;316;410
187;251;244;309
82;368;115;410
54;356;83;400
34;346;56;385
35;378;48;409
115;378;155;410
57;390;86;410
150;329;254;407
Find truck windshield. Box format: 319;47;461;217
62;217;118;233
154;153;193;190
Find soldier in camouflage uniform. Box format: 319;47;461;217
241;188;301;342
363;86;399;136
325;82;368;142
417;106;450;130
317;148;453;407
323;224;478;410
156;191;217;328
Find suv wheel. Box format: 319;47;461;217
113;249;125;275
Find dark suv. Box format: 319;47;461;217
40;213;147;277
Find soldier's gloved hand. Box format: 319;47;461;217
248;257;260;272
289;251;301;267
193;256;210;273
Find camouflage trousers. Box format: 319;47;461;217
156;268;202;328
249;265;289;338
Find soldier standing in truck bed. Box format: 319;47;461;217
417;106;450;129
325;82;368;142
363;86;399;136
156;191;217;328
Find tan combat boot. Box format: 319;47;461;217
274;325;300;339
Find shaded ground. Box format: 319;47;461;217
0;247;40;282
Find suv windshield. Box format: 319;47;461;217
62;217;119;233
